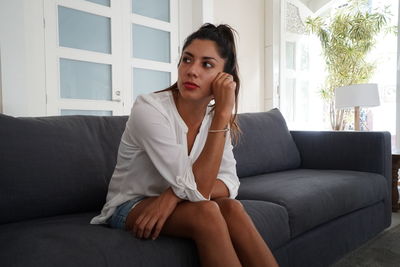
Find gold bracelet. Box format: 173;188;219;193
208;127;230;133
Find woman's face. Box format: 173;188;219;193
177;39;225;104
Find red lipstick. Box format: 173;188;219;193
183;82;199;90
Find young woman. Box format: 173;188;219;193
91;23;278;267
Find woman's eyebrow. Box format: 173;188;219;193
183;51;219;62
203;56;218;62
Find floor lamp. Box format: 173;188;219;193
335;83;380;131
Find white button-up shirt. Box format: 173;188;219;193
91;90;239;224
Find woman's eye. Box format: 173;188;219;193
203;62;213;68
182;57;191;63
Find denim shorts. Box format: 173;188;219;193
107;197;145;230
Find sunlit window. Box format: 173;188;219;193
281;0;398;149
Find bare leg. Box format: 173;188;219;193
213;198;279;267
126;198;242;267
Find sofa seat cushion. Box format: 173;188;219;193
241;200;290;249
233;109;301;178
0;202;290;267
0;212;199;267
237;169;388;238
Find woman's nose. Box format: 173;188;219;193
186;63;199;77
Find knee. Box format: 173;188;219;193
194;201;223;223
191;201;226;235
217;199;245;220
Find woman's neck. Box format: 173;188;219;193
173;91;209;129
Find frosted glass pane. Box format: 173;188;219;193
60;58;112;101
286;42;296;70
61;109;112;116
132;0;170;22
133;68;170;98
85;0;110;6
132;24;170;63
58;6;111;54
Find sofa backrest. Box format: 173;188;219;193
233;108;301;178
0;109;299;223
0;114;127;224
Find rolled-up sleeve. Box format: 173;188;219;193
128;99;208;202
217;133;240;199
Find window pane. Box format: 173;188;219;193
60;58;112;101
85;0;110;7
58;6;111;54
133;68;170;98
132;24;170;63
61;109;112;116
286;42;296;70
300;43;309;71
297;81;309;121
132;0;170;22
285;78;296;121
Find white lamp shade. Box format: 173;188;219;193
335;83;380;109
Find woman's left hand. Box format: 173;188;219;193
211;72;236;120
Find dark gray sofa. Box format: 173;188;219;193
0;108;391;267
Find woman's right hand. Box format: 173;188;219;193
211;72;236;121
129;188;182;240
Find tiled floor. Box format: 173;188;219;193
333;211;400;266
332;188;400;266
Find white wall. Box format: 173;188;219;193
213;0;266;113
179;0;194;49
0;0;46;116
179;0;214;48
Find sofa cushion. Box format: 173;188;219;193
0;201;290;267
233;109;301;178
0;212;199;267
0;114;128;224
237;169;388;238
241;200;290;250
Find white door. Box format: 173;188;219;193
44;0;178;116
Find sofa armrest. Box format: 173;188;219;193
290;131;392;180
291;130;392;229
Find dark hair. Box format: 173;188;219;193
163;23;241;143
